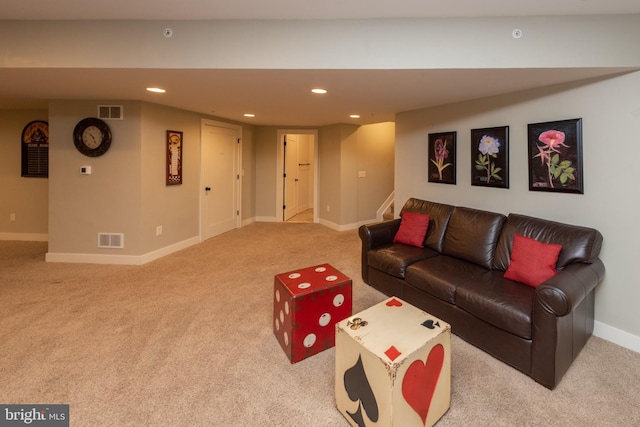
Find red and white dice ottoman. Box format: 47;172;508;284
273;263;352;363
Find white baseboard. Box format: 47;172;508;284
254;216;279;223
45;236;200;265
317;218;381;232
0;232;48;242
594;321;640;353
241;217;256;227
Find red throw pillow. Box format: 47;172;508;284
393;212;430;248
504;233;562;287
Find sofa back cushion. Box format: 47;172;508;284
441;207;506;269
493;213;604;271
400;198;454;252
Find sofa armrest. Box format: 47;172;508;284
359;219;401;250
532;258;604;388
535;259;605;317
358;219;401;283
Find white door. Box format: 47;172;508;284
283;135;298;220
202;122;240;240
296;135;311;212
276;129;317;223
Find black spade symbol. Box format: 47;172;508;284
344;354;379;425
422;319;440;329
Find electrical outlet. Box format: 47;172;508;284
9;213;16;222
156;226;163;236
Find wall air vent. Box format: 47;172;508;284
98;233;124;249
98;105;123;120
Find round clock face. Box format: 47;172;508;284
73;118;112;157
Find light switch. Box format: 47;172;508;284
81;166;92;175
358;170;367;178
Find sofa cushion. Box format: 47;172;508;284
456;270;535;339
400;198;454;252
493;213;603;271
504;234;562;287
441;207;506;269
368;244;439;279
405;255;488;304
393;212;430;247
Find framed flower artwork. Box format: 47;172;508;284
471;126;509;189
528;118;583;194
428;131;456;184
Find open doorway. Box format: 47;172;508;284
276;129;318;223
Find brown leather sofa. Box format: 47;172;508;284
359;198;604;389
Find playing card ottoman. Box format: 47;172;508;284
273;263;352;363
335;297;451;427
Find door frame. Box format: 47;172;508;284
200;119;242;240
276;129;318;223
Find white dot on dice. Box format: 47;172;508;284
303;333;317;348
319;313;331;326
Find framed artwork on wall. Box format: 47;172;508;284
166;130;183;185
471;126;509;189
428;131;456;184
21;120;49;178
528;118;583;194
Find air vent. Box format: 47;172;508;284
98;105;123;120
98;233;124;249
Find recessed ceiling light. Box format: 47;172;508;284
146;87;166;93
350;114;361;119
311;88;327;94
244;113;255;118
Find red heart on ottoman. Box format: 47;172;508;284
401;344;445;424
386;298;403;307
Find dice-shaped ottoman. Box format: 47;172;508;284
335;297;451;427
273;263;352;363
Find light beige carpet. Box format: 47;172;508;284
1;223;639;426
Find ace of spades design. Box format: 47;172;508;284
343;354;379;426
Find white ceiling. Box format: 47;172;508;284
2;1;639;126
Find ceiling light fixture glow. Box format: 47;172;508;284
146;87;166;93
244;113;255;117
311;88;327;94
350;114;361;119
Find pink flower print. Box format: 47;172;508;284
533;129;575;188
538;130;568;152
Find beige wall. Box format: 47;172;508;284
395;71;640;346
0;109;49;240
2;16;639;69
140;103;202;254
252;123;393;227
357;122;395;222
48;100;144;256
41;101;255;262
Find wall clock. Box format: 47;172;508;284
73;117;112;157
